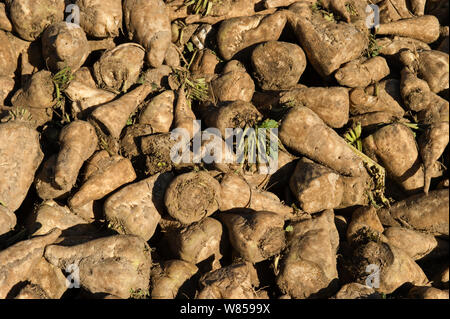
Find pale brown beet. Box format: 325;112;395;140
104;172;174;241
75;0;123;38
276;210;339;299
11;70;56;109
346;206;385;244
219;173;294;220
0;121;44;212
34;155;71;201
164;172;221;225
349;79;405;117
289;158;369;214
27;200;88;236
408;286;449;299
197;262;261;299
138;90;174;133
0;205;16;236
251;41;306;91
0;30;16;77
377;189;449;238
287;1;367;77
44;234;152;298
90;84;153;139
204;100;262;138
211;60;255;103
0;228;62;299
219;210;286;263
377;36;430;56
279;87;350;128
347;240;429;294
376;15;440;44
8;0;65;41
217;11;287;60
0;3;12;32
400;68;432;112
151;260;198;299
335;57;390;88
167;217;223;267
418;121;449;194
123;0;171;67
384;226;448;261
41;22;90;73
54;121;98;191
279;106;366;177
363;123;425;193
68;154;136;209
93;43;145;92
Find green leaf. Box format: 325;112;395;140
285;225;294;232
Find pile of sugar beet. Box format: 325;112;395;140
0;0;449;300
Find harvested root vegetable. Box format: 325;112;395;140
211;60;255;103
173;86;200;140
400;68;432;112
0;30;16;77
0;76;15;105
93;43;146;92
41;22;90;73
349;79;405;117
276;210;339;299
138;90;174;133
90;84;153;139
35;155;70;200
75;0;122;38
219;173;294;220
363;123;424;193
346;239;429;294
140;133;178;175
408;286;449;299
279;106;365;177
204;100;262;137
53;120;98;191
44;235;151;299
418;121;449;194
219;210;286;263
68;154;136;209
346;206;385;244
415;50;449;94
377;189;449;238
279;87;349;128
332;283;381;299
375;15;440;44
350;112;399;129
287;2;367;77
151;260;198;299
164;172;221;225
123;0;171;67
217;11;287;60
335;57;390;88
104;172;174;241
21;257;68;299
197;262;261;299
0;3;12;32
377;36;431;56
27;200;88;236
64;79;117;119
167;217;223;266
0;205;16;236
251;41;306;91
383;226;448;261
289;158;369;214
0;120;44;212
8;0;65;41
11;70;56;109
0;228;61;299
